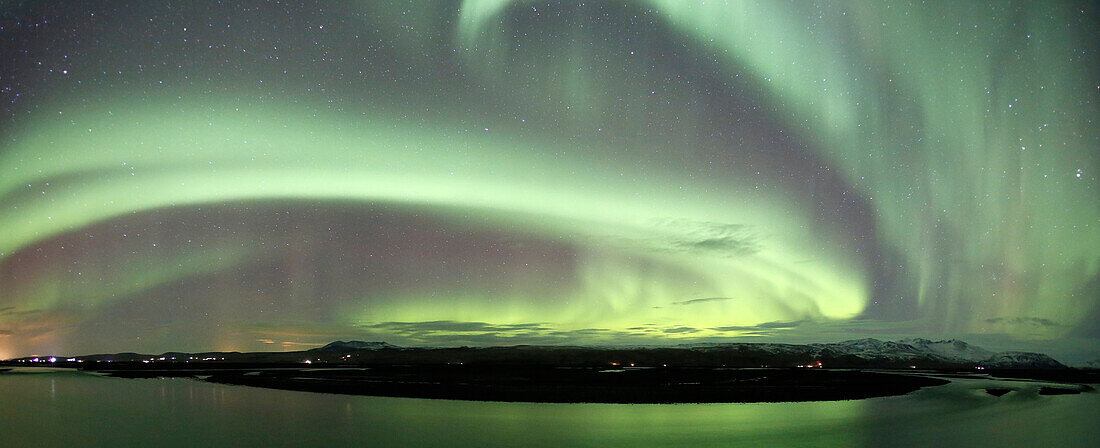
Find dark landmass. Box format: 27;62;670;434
985;388;1012;397
203;366;949;403
2;338;1090;403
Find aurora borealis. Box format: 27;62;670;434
0;1;1096;361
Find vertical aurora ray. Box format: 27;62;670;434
629;0;1099;334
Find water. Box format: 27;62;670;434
1;369;1096;447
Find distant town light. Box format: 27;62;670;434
48;357;57;363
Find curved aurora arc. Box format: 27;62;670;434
0;1;1096;358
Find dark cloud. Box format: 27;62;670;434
606;219;762;258
672;236;758;256
362;320;552;334
0;307;41;317
551;328;612;336
352;321;716;346
654;219;761;257
985;317;1061;327
672;297;735;306
712;320;805;332
354;321;574;346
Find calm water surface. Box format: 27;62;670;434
1;369;1096;447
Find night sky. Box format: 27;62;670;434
1;1;1096;361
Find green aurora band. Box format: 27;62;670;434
0;1;1096;358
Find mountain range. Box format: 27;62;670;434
4;338;1069;370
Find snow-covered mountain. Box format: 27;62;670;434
894;338;995;362
980;351;1066;369
309;341;400;351
685;338;1065;369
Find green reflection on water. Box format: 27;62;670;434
1;371;1096;447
